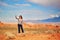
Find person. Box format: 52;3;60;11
15;15;24;33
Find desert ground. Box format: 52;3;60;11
0;22;60;40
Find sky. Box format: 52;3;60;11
0;0;60;23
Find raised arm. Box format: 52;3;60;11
15;16;18;19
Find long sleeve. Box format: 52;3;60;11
15;16;19;19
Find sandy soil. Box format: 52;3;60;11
0;33;60;40
0;22;60;40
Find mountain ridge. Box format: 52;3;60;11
25;16;60;23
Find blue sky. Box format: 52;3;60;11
0;0;60;23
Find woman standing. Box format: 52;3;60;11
15;15;24;33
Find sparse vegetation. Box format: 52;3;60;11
0;22;60;40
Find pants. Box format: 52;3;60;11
18;24;24;33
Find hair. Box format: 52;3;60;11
19;15;23;19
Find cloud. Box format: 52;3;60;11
50;14;60;18
15;4;31;6
20;9;44;14
7;9;48;20
0;2;15;8
0;2;9;6
0;1;31;8
27;0;60;9
17;9;51;20
6;9;45;20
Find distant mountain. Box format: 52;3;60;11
25;16;60;23
41;16;60;22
